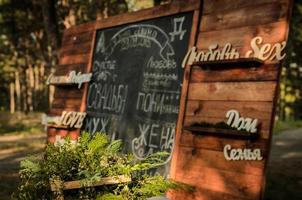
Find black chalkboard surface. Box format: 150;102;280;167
84;12;193;174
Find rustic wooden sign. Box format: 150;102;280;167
169;0;293;200
47;0;200;175
46;0;293;199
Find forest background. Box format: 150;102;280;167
0;0;301;124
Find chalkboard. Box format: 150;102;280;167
84;12;193;174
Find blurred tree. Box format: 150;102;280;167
278;0;302;121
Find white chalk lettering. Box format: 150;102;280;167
87;83;128;114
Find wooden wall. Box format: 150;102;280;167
47;24;95;142
169;0;292;199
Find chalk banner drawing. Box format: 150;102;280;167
84;13;193;174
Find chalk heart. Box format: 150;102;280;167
226;109;258;133
245;36;286;61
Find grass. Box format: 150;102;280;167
273;120;302;134
0;111;44;135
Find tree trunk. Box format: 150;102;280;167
10;81;15;114
26;68;34;112
41;0;60;49
15;70;21;111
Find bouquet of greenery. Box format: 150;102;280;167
14;132;192;200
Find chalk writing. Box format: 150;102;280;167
136;92;179;114
132;122;175;163
169;17;186;41
224;144;263;161
96;32;106;53
147;56;176;69
87;83;128;114
226;109;258;133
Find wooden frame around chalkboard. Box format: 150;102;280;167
48;0;201;148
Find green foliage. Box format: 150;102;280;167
15;132;188;199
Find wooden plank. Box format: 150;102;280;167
53;88;84;99
62;31;93;46
188;82;276;102
51;98;82;109
59;54;90;65
50;175;131;191
177;146;264;176
63;21;95;37
94;0;200;30
190;65;278;83
174;163;263;199
184;116;270;139
169;187;255;200
180;131;268;155
200;2;289;32
59;42;92;58
197;21;288;50
202;0;287;15
54;64;88;76
186;100;273;120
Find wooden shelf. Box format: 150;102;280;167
50;175;131;200
184;126;259;140
193;58;264;69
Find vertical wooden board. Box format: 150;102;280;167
170;5;201;178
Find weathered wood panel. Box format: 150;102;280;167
53;87;85;99
190;65;278;82
175;157;263;199
200;2;289;32
177;146;265;176
188;82;277;102
59;42;92;58
170;187;255;200
180;131;268;156
202;0;287;15
183;116;270;139
169;0;293;199
61;31;94;46
186;100;273;120
59;54;91;65
197;21;287;50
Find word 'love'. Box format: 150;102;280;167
226;109;258;133
42;111;86;129
47;71;92;88
223;144;263;161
